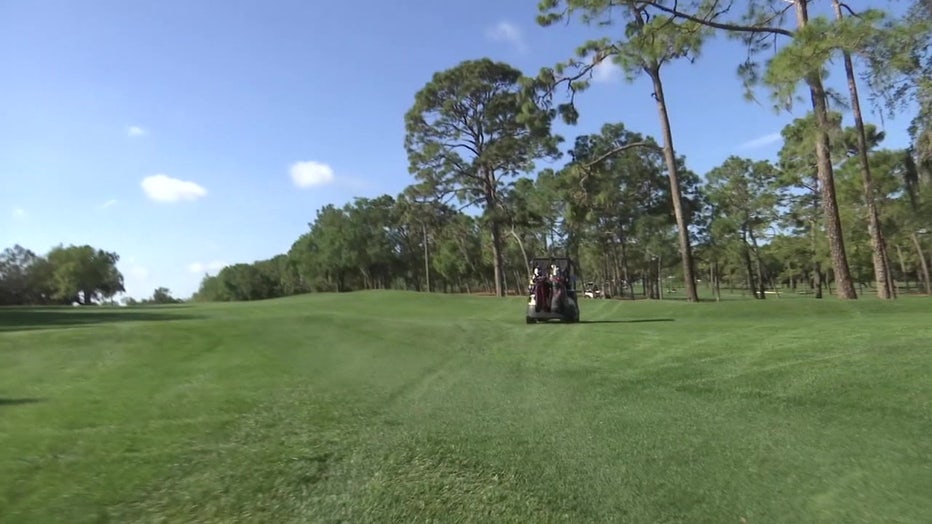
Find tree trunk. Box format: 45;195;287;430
509;226;531;277
748;228;767;300
713;260;722;301
490;220;506;297
912;232;931;295
613;257;622;299
741;228;757;298
808;189;824;299
744;247;756;297
812;261;823;299
646;63;699;302
831;0;895;300
657;254;664;300
795;0;857;300
422;223;431;293
896;244;909;292
620;234;631;298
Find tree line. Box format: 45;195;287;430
0;244;125;306
188;113;929;302
0;246;186;307
4;1;929;305
194;0;931;303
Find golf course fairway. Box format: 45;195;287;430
2;291;930;522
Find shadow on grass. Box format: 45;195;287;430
532;318;675;324
579;318;675;324
0;308;202;333
0;398;45;407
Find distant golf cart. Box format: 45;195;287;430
584;282;604;299
525;256;580;324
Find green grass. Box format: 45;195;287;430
1;292;931;523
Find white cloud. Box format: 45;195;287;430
737;132;782;150
290;161;335;188
188;260;227;274
99;199;118;209
141;174;207;203
588;52;622;83
127;126;146;137
11;207;26;220
593;61;622;83
486;21;528;52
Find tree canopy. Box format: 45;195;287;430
1;244;124;305
404;58;561;296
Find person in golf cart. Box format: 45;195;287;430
529;261;570;313
549;263;569;313
529;264;550;312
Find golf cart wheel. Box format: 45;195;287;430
526;316;537;324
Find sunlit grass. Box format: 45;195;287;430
1;291;930;522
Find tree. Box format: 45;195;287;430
259;254;309;297
499;177;540;276
0;246;60;305
558;122;696;298
830;0;896;299
25;256;56;304
897;150;932;294
762;234;813;292
777;114;833;297
432;213;484;293
192;273;230;302
394;182;454;292
213;263;276;301
289;204;354;292
343;195;401;290
703;157;784;299
0;245;42;305
534;0;711;302
632;0;896;299
404;58;561;297
528;169;567;255
46;244;124;304
861;0;932;171
150;287;182;304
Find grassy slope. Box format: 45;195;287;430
1;292;930;523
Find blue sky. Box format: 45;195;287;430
0;0;917;300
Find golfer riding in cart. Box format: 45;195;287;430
525;256;580;324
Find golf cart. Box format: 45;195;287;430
584;281;603;299
525;256;580;324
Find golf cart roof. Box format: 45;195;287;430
529;255;575;264
529;256;579;274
